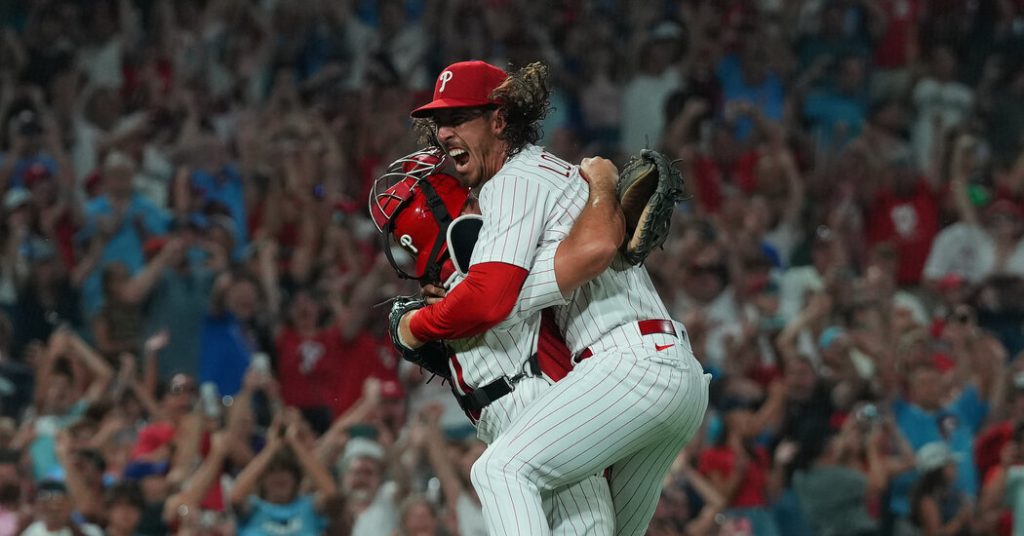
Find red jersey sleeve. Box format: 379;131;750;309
409;262;528;342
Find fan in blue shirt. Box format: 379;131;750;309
232;410;337;536
888;365;989;518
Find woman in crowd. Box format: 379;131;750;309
909;442;976;536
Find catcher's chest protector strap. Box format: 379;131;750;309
417;180;454;283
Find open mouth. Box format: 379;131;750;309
448;147;470;168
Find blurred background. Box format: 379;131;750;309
1;0;1024;534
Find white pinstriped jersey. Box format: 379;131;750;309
470;144;677;357
445;241;566;392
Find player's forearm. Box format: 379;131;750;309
553;173;624;295
408;262;528;342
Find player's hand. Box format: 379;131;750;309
398;311;424;349
421;284;447;305
580;156;619;191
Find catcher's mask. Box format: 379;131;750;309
369;149;470;283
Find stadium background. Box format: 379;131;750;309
0;0;1023;534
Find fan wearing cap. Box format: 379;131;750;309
925;167;1024;287
22;162;79;269
908;442;974;535
79;151;170;317
22;480;104;536
0;187;37;310
0;108;62;190
884;359;991;523
622;21;686;154
8;235;84;362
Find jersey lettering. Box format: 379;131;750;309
537;152;572;178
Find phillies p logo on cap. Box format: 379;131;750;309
411;61;508;118
438;71;454;93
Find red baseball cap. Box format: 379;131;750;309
989;199;1024;220
131;422;175;459
410;61;507;118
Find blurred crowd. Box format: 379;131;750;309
1;0;1024;535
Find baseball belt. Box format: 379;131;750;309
456;353;542;415
574;319;677;364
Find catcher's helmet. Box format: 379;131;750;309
369;149;470;282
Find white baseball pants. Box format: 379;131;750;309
476;376;616;535
471;339;710;536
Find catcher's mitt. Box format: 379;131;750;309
616;149;687;265
388;297;452;381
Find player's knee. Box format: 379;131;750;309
470;446;521;491
469;448;493;492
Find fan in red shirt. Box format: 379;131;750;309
865;150;940;285
329;325;401;418
873;0;921;70
688;124;761;214
697;394;784;534
24;163;80;270
275;288;346;434
977;383;1024;479
992;155;1024;214
319;255;403;420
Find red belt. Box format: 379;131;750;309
575;319;676;363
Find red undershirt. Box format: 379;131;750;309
409;262;528;342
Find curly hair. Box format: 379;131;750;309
489;62;552;155
412;62;552;156
412;117;441;148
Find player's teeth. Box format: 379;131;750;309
450;148;466;157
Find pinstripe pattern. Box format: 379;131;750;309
477;377;614;535
449;144;708;534
445;242;565;392
513;243;567;316
472;172;551;269
471;344;710;536
431;142;618;533
485;146;683;357
444;146;578;391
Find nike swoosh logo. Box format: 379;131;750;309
655;343;674;352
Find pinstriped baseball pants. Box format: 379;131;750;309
476;377;616;535
470;344;710;536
